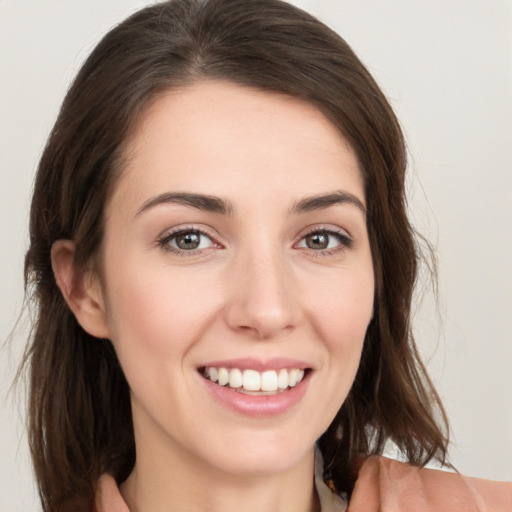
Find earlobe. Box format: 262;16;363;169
51;240;110;339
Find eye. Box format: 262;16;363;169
157;228;215;253
296;229;352;252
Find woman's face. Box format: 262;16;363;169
97;81;374;476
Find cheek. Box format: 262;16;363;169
306;267;373;385
295;267;373;434
309;268;374;341
102;260;222;367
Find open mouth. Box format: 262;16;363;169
199;366;311;395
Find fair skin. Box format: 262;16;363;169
52;81;374;512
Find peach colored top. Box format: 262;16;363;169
348;456;512;512
96;455;512;512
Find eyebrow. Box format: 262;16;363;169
135;190;365;217
136;192;234;217
289;191;366;216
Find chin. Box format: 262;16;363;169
196;430;315;477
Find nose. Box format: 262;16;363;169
224;244;301;339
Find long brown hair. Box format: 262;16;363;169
22;0;449;510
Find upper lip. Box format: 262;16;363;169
198;357;312;372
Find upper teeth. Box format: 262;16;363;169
204;367;305;392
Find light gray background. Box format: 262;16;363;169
1;0;511;510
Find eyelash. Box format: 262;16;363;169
156;226;353;257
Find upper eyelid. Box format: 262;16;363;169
298;225;352;240
158;225;218;241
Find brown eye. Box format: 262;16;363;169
158;229;215;253
305;232;329;250
175;231;201;250
297;229;352;253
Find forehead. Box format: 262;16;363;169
110;80;364;216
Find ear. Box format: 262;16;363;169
51;239;110;339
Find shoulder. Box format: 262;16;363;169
349;455;512;512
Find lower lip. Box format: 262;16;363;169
200;372;311;417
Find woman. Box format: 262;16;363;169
20;0;511;511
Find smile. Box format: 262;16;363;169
201;367;306;395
